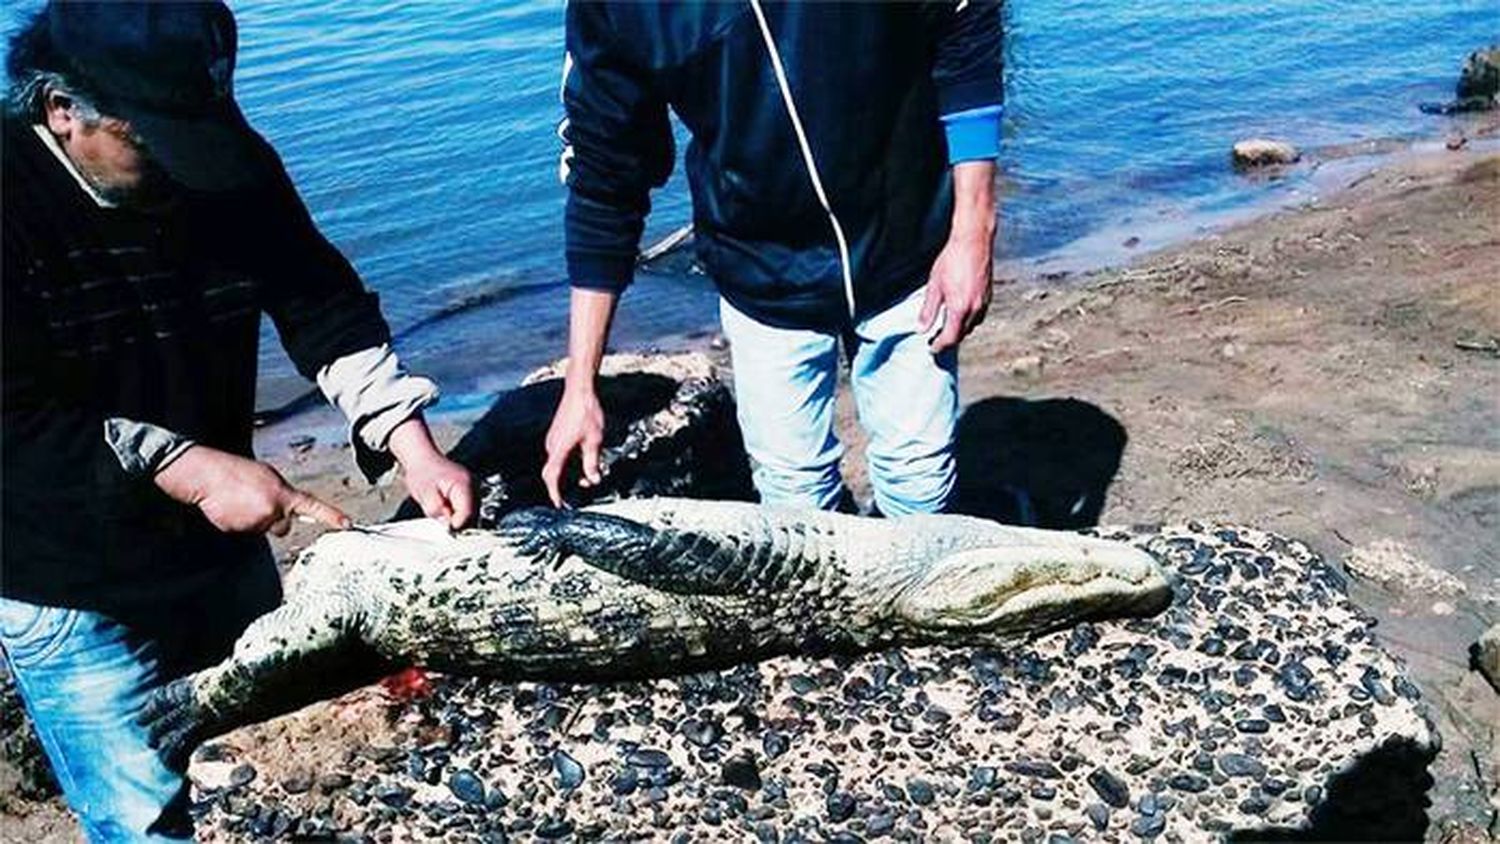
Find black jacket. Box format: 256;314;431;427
1;118;390;618
562;0;1003;332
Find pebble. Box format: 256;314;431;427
626;749;672;768
1218;753;1266;778
1169;773;1210;793
554;750;585;790
229;764;257;788
722;754;762;791
906;778;935;805
448;769;486;804
1086;768;1130;808
1006;759;1063;779
762;730;790;758
1130;810;1167;838
827;791;856;822
1085;803;1111;832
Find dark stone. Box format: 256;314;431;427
1277;660;1315;701
722;754;762;791
1168;773;1209;793
626;749;672;768
763;730;790;759
1006;759;1062;779
827;791;856;822
1218;753;1266;779
553;750;585;790
1130;810;1166;838
907;778;935;805
1239;793;1271;815
375;784;413;809
1360;666;1396;706
228;764;257;788
968;766;998;791
1235;719;1271;734
1087;768;1130;808
1085;803;1110;832
448;769;486;804
681;717;722;748
610;766;639;796
535;818;575;839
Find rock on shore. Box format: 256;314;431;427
190;522;1438;842
1232;139;1301;169
1477;624;1500;694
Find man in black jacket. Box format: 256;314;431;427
0;3;472;838
544;1;1003;516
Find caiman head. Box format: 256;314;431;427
885;535;1173;643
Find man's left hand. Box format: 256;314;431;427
388;418;474;529
920;229;994;355
920;160;997;355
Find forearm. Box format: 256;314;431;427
316;344;439;482
950;160;997;241
563;288;619;395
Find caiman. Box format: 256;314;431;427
141;498;1173;766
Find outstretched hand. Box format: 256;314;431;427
541;385;606;507
154;445;350;535
388;417;474;529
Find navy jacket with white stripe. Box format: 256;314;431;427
561;1;1004;332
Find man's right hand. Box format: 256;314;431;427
154;445;351;535
542;385;606;507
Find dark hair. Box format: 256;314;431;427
6;8;104;123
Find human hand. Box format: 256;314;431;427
154;445;350;535
919;228;994;355
388;418;474;529
541;384;605;507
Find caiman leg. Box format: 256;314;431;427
498;507;815;596
139;580;390;769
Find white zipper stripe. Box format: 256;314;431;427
747;0;857;318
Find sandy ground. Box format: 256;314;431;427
3;136;1498;840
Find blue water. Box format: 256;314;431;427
3;1;1495;417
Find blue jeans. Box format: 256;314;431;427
719;288;959;516
0;555;280;842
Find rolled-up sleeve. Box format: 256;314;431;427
561;2;675;293
316;344;439;483
103;418;197;478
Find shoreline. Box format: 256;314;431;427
250;111;1500;446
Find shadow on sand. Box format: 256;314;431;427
950;396;1128;529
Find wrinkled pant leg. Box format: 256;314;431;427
849;287;960;517
719;296;846;510
0;598;190;842
0;550;280;842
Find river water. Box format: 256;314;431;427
2;1;1494;417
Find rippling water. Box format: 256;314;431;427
3;1;1494;415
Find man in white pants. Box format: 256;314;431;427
543;2;1004;516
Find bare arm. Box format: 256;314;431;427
542;287;619;506
921;160;998;354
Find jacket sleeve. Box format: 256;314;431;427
929;0;1005;115
251;141;393;380
561;2;675;293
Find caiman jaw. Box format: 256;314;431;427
889;543;1173;640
